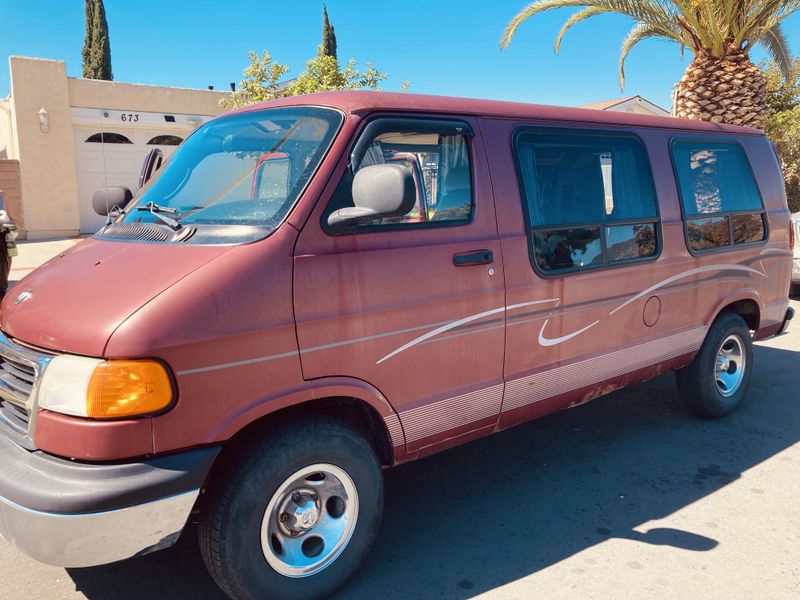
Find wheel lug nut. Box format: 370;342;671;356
291;492;301;503
279;513;289;522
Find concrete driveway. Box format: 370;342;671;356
1;242;798;599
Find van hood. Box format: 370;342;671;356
1;238;230;356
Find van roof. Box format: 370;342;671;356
232;90;763;136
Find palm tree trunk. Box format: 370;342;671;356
673;51;768;129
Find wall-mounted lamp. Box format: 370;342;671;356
38;106;49;133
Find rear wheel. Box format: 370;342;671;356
199;415;384;600
676;312;753;418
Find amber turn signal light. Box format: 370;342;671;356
86;360;173;418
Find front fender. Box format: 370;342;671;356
209;376;405;455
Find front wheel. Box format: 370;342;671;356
676;312;753;418
199;415;384;600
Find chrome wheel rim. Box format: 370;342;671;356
715;334;746;398
261;463;358;578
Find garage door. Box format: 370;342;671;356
72;108;211;233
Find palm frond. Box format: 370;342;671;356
618;22;677;88
668;0;716;50
500;0;675;49
756;23;793;78
736;0;800;47
554;6;607;53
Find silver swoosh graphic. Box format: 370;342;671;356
538;318;600;347
608;264;766;315
376;298;558;364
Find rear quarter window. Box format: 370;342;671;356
671;139;767;253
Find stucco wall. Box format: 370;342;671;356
9;56;80;238
68;78;226;116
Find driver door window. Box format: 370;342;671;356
323;123;474;231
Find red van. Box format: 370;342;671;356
0;92;793;599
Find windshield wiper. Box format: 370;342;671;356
136;201;183;231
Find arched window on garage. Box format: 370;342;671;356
147;135;183;146
85;132;133;144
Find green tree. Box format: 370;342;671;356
81;0;112;80
222;51;291;109
222;6;394;110
322;4;338;60
763;57;800;212
290;53;387;95
500;0;800;129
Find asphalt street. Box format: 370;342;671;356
1;242;798;599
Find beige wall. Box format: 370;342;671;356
9;56;80;238
68;78;226;115
6;55;228;239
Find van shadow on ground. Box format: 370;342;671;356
66;344;800;599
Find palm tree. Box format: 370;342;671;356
500;0;800;129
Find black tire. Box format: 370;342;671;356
676;312;753;418
791;283;799;299
198;414;384;600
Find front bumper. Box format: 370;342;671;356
0;433;219;567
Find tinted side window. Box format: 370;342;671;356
515;129;659;273
671;140;766;252
324;125;473;231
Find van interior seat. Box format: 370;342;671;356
431;167;471;221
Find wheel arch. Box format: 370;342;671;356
706;291;762;331
210;377;404;467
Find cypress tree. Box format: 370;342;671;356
82;0;113;80
321;4;337;61
81;0;94;73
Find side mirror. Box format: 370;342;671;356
327;164;416;228
92;186;133;216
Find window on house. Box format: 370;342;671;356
85;132;133;144
323;120;473;231
147;135;183;146
672;140;766;252
515;129;659;272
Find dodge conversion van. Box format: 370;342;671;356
0;92;793;599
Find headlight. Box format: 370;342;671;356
39;356;174;418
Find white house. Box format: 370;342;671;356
0;56;227;238
581;95;671;117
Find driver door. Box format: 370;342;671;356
293;115;506;453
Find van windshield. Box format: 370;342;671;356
118;107;342;235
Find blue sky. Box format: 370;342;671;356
1;0;799;110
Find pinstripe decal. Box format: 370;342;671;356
376;299;558;364
609;265;766;315
177;263;770;375
383;413;405;448
761;301;789;329
398;384;504;443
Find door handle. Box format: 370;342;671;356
453;250;494;266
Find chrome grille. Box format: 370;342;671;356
0;356;35;399
0;332;53;449
0;393;29;435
